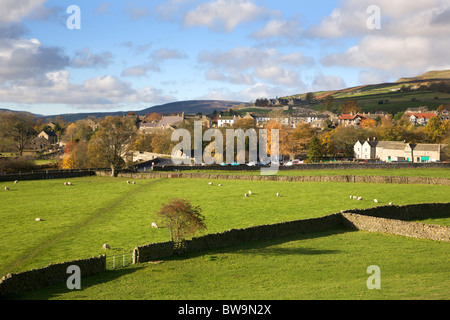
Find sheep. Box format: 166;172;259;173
353;196;357;200
103;244;111;250
64;182;72;186
4;187;9;191
276;193;280;197
151;222;158;228
35;218;42;222
218;184;223;187
248;190;252;195
374;199;378;203
350;195;353;199
14;180;18;184
389;202;393;206
208;182;213;185
127;181;131;184
132;181;136;184
357;197;363;201
244;193;249;197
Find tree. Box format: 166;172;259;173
424;117;445;143
307;135;323;163
0;112;36;156
156;198;207;249
88;116;136;176
305;92;315;104
60;140;89;169
339;99;361;114
323;95;335;111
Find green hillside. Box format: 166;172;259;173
281;70;450;114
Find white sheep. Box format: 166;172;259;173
248;190;252;195
35;218;42;222
127;181;131;184
389;202;393;206
208;182;213;185
374;199;378;203
244;193;249;197
357;197;363;201
349;195;353;199
151;222;158;228
4;187;10;191
14;180;18;184
218;184;223;187
103;244;111;250
276;193;280;197
353;196;357;200
132;181;136;184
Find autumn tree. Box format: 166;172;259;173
88;116;136;176
424;117;446;143
151;131;173;154
60;140;89;169
155;198;207;249
339;99;362;114
291;123;316;158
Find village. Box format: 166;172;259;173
3;99;448;170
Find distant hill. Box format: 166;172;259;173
397;70;450;83
32;100;246;122
136;100;246;115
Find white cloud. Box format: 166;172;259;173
198;47;310;88
0;0;47;23
251;19;302;39
0;37;70;83
311;0;450;81
0;71;176;108
183;0;275;32
311;74;346;91
71;48;113;69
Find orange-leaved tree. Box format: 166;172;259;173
155;198;206;249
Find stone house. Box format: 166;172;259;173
354;139;445;162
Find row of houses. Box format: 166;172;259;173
354;138;446;163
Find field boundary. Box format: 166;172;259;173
1;202;449;298
96;171;450;186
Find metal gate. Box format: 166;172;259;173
106;252;134;270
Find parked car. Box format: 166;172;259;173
247;162;257;166
284;161;293;166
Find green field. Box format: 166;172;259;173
12;229;450;300
1;175;449;300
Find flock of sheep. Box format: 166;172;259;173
207;181;280;198
350;194;393;206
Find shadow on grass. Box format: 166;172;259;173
8;228;353;300
168;227;353;262
7;265;145;301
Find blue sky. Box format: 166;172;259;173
0;0;449;115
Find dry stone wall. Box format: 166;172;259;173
0;255;106;298
102;170;450;186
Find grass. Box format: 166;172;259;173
1;175;449;300
1;176;449;277
11;229;450;300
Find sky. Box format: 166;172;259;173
0;0;449;116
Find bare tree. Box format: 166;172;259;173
0;112;36;156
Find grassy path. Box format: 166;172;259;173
0;179;163;276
